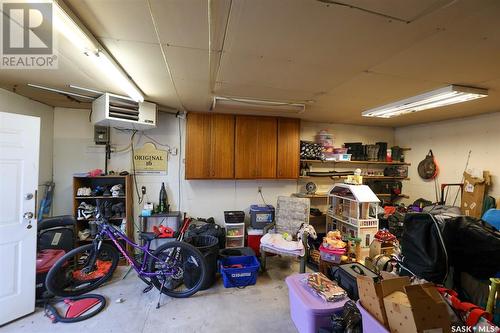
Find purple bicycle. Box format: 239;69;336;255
45;202;207;301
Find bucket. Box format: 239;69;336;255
185;235;219;290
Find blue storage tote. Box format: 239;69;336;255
250;204;275;229
219;255;260;288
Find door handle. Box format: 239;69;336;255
23;212;34;229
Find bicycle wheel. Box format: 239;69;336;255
45;243;119;297
147;241;207;298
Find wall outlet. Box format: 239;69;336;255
141;186;147;195
169;147;178;156
257;186;262;193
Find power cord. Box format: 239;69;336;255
130;130;143;204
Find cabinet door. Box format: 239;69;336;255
256;117;277;178
185;113;211;179
277;118;300;179
210;114;235;178
235;116;258;178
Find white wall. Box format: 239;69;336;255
52;108;395;224
395;112;500;205
0;88;54;207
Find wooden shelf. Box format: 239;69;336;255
300;159;410;166
292;193;328;198
73;175;133;266
76;196;126;199
375;193;410;199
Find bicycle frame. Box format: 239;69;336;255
94;221;172;278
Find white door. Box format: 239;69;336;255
0;112;40;325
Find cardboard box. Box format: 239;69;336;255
383;284;451;333
357;272;410;327
369;239;394;259
461;171;491;218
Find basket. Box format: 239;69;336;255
224;211;245;224
219;255;260;288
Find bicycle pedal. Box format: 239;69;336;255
143;285;154;293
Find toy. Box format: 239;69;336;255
322;230;346;249
282;232;292;241
152;225;174;238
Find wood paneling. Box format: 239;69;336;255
277;118;300;179
211;114;235;178
185;113;211;179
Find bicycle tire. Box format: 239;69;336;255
45;243;119;297
147;241;207;298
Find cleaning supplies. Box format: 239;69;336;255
158;182;169;213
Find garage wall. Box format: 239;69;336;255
395;111;500;205
52;107;394;223
0;88;54;208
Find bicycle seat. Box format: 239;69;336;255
139;232;157;241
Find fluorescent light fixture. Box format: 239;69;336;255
52;1;144;102
362;85;488;118
213;96;306;113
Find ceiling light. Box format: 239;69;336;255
362;85;488;118
52;1;143;102
213;96;306;113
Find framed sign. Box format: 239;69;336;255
133;142;167;175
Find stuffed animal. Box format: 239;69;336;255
323;230;346;249
297;223;317;242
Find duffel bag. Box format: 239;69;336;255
330;263;378;300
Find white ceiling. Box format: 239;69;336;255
2;0;500;126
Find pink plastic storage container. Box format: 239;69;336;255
319;245;346;264
285;273;347;333
355;300;389;333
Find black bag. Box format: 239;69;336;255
442;216;500;279
383;165;408;178
344;142;365;161
186;218;226;249
376;142;387;161
401;213;448;283
388;211;405;239
365;180;402;196
329;263;378;300
38;215;76;253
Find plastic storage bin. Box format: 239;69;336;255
224;211;245;224
286;273;347;333
250;205;275;229
319;245;346;264
226;237;244;248
355;300;389;333
225;222;245;248
219;255;260;288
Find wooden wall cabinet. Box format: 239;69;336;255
185;113;235;179
185;113;300;180
277;118;300;179
235;116;277;179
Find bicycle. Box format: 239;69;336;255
45;201;207;306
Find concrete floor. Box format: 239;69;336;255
3;257;303;333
